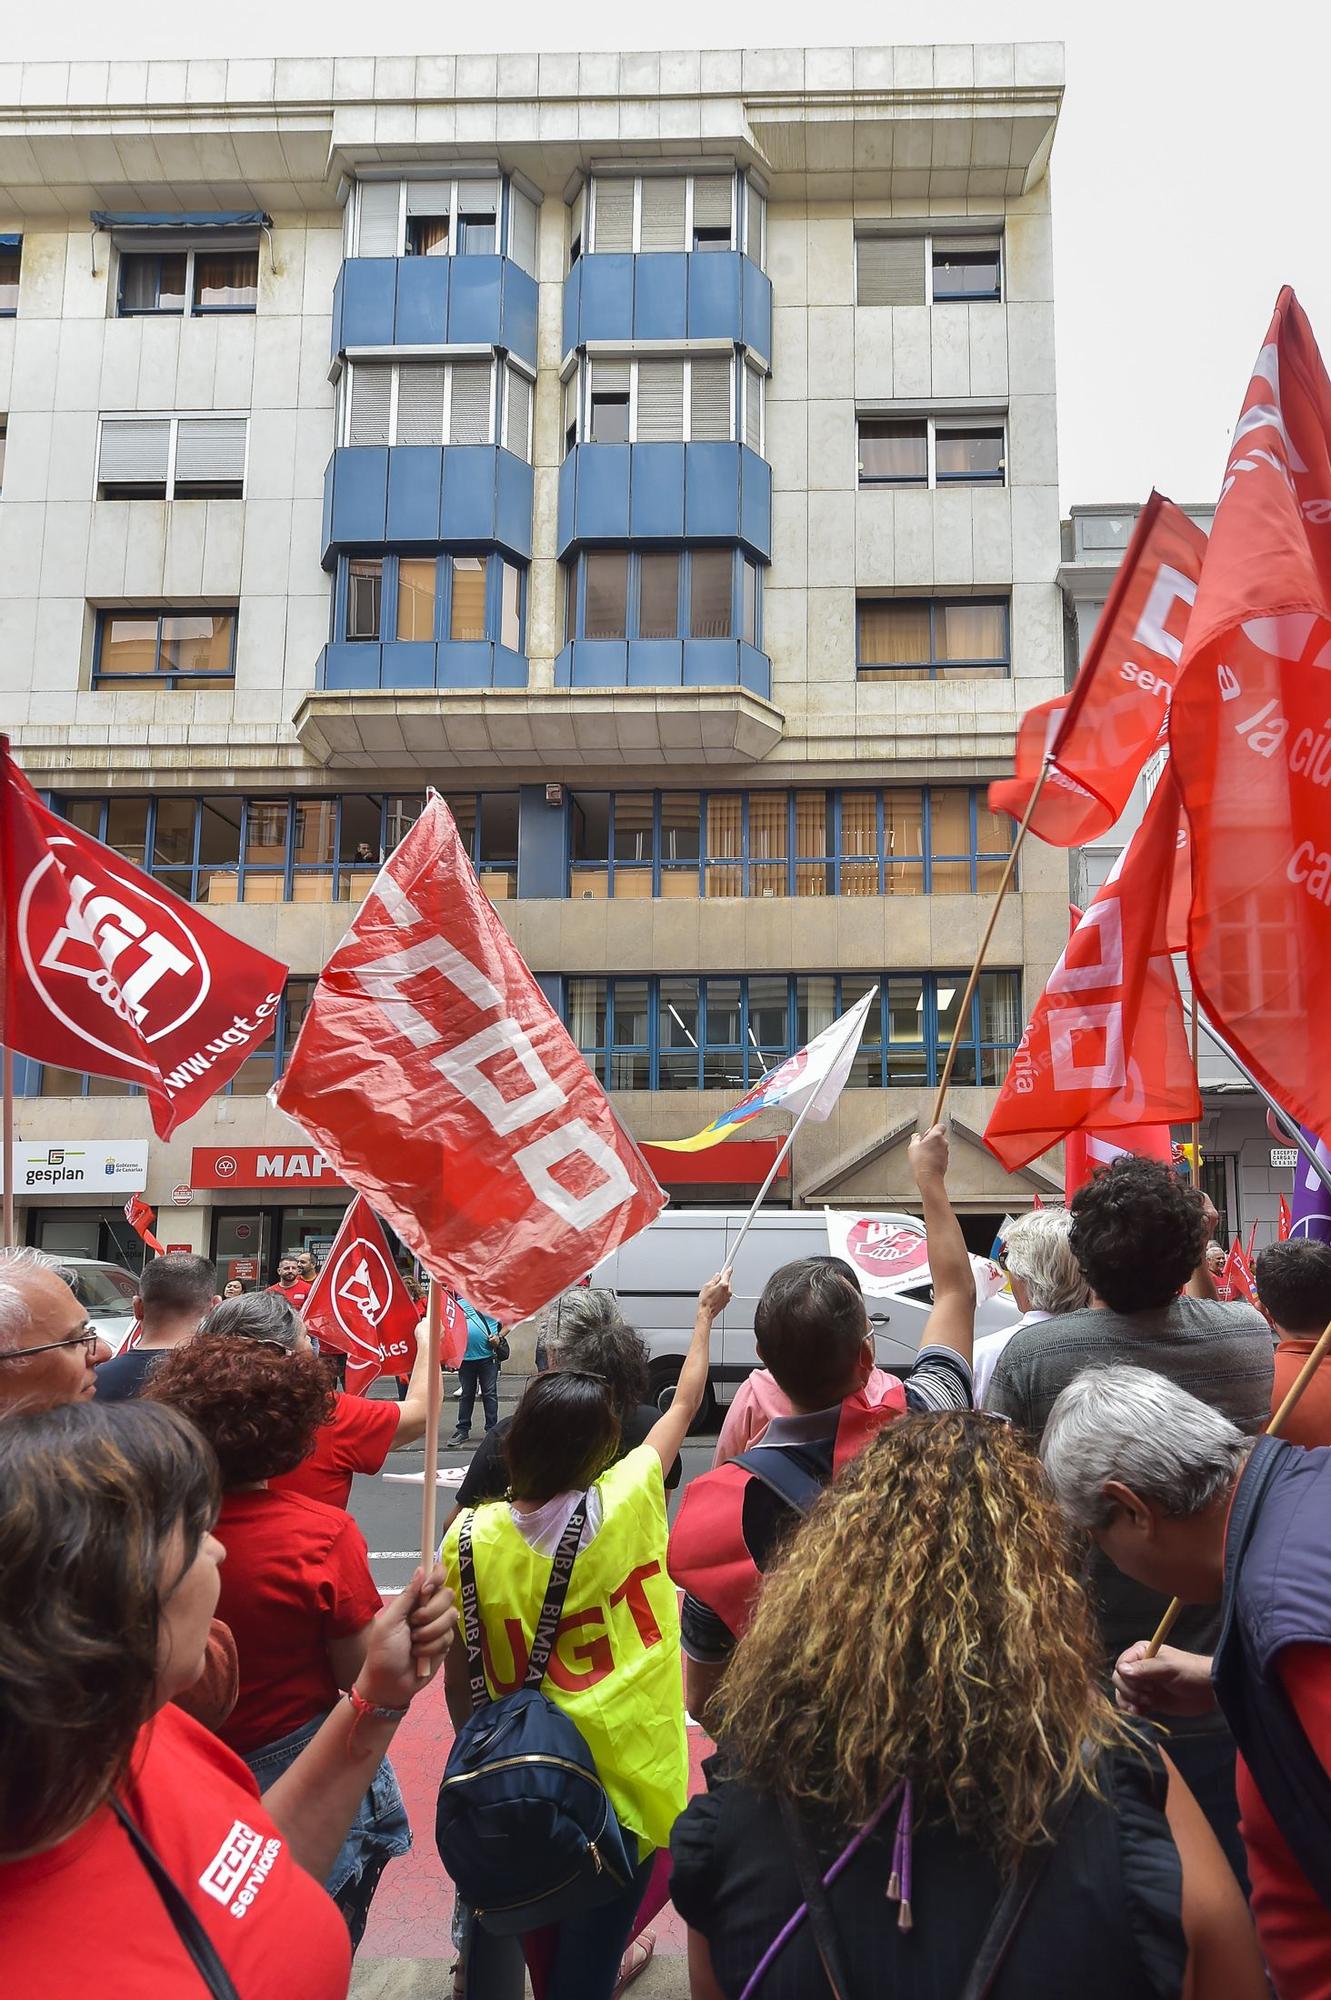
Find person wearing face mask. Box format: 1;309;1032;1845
0;1399;455;1999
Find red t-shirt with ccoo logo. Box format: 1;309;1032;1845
0;1704;349;1999
270;1391;400;1511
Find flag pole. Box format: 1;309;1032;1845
418;1279;444;1603
929;761;1052;1129
1145;1313;1331;1659
2;1046;13;1250
1189;999;1201;1190
1181;998;1331;1203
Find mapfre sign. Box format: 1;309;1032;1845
189;1147;348;1191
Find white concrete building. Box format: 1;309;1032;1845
0;44;1069;1275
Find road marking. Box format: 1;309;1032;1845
369;1550;420;1559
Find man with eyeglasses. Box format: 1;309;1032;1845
0;1246;111;1412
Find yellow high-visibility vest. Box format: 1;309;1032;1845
441;1444;688;1852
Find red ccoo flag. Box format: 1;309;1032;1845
0;741;287;1137
1063;1125;1175;1203
273;793;665;1323
301;1195;425;1395
991;494;1208;846
1170;290;1331;1136
985;764;1200;1175
124;1193;165;1255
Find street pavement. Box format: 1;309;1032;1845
347;1371;718;1990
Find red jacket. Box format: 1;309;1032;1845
668;1383;907;1640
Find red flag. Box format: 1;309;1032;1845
1170;290;1331;1137
301;1195;423;1395
273;794;665;1323
438;1287;466;1370
991;495;1208;845
985;765;1201;1174
1221;1235;1257;1307
1063;1125;1175;1202
1279;1194;1293;1241
124;1193;165;1255
0;742;287;1137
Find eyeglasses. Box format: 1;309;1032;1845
0;1322;101;1361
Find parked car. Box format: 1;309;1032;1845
53;1256;140;1356
590;1209;1018;1423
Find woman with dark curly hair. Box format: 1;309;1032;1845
0;1400;454;2000
146;1329;407;1946
671;1411;1266;2000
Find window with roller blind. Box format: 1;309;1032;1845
352;177;540;277
117;243;258;316
568;971;1021;1091
563;549;757;643
96;414;248;498
857;596;1010;680
92;608;237;687
565;353;759;448
584;171;744;255
855;230;1003;307
858;414;1006;489
563;786;1011;898
338;551;525;651
342;359;532;457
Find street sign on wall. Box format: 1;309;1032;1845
11;1140;149;1195
1271;1148;1299;1169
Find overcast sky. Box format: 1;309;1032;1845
7;0;1323;509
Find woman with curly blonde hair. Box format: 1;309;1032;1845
670;1411;1265;2000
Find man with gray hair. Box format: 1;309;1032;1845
1043;1362;1331;1986
0;1246;112;1413
973;1207;1088;1406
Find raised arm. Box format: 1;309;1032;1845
389;1313;436;1448
910;1124;976;1365
1187;1195;1222;1301
643;1274;732;1471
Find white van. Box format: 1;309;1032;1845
591;1209;1018;1422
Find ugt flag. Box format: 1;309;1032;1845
0;740;287;1137
990;494;1208;846
1169;290;1331;1138
824;1209;1007;1303
985;764;1199;1174
302;1195;425;1394
124;1194;165;1255
655;987;877;1153
273;794;664;1324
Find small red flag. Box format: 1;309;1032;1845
1063;1126;1175;1203
274;793;665;1323
1279;1194;1293;1241
301;1195;423;1396
124;1193;165;1255
1170;290;1331;1138
990;495;1208;846
985;765;1200;1175
1220;1235;1257;1307
0;741;287;1137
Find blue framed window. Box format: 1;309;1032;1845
566;971;1022;1092
53;790;518;906
0;235;20;315
40;978;315;1100
857;597;1010;680
564;549;761;646
92;609;237;689
117;247;258;316
338;553;526;651
567;787;1013;898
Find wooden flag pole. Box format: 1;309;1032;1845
928;762;1052;1130
1145;1314;1331;1658
1189;1000;1201;1189
2;1046;13;1249
418;1279;445;1590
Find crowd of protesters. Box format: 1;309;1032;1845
1;1140;1330;1999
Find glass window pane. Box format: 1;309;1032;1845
858;601;930;675
590;394;629;444
397;559;436;642
743;560;758;647
571;792;610;863
612;980;650;1049
613;794;654;868
795;975;836;1045
152;799;195;869
583;553;628;640
839;792;879;897
930;790;971;857
704;794;742;898
245;800;289;869
883;790;924;895
119;254;159;310
197;797;242;903
638;553;680;639
935;977;964;1047
157;253;187;309
979;971;1021;1049
689;551;733;639
99;614;159;678
932;246;1001;300
457;211;497;256
347;560;382;640
338;796;382;865
569;977;607;1053
976;799;1014;855
886;973;928;1087
935;427;1005;483
794;790;831;896
478;795;518;894
292;800;335;872
938;600;1008;664
408;215;449;256
160;612;233;677
63;799;103;838
748;793;787;897
450;557;487;642
105;799;149;865
193;250;258;310
660;794;701;882
705;980;742;1056
747;976;789;1057
858;420;927;485
499;562;522;651
385;794;425;847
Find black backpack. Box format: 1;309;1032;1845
435;1496;634;1935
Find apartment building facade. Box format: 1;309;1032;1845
1059;501;1292;1248
0;44;1069;1277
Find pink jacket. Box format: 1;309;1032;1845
711;1365;901;1467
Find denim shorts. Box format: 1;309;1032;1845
244;1711;412;1897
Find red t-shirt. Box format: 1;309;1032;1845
0;1705;349;2000
215;1487;383;1756
269;1279;311;1307
270;1391;400;1511
1237;1641;1331;2000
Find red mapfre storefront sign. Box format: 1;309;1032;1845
190;1140;787;1194
190;1147;349;1191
